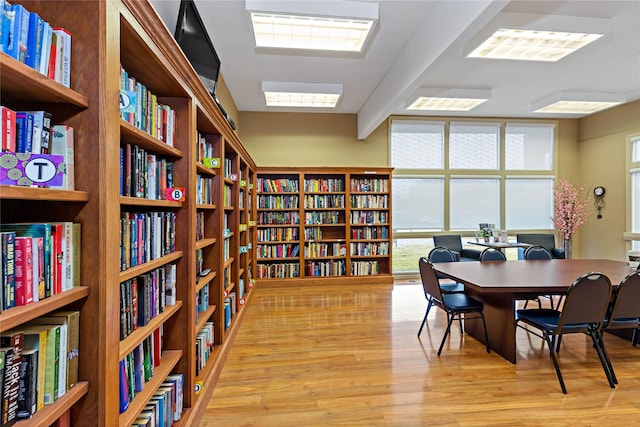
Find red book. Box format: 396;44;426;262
51;223;63;294
14;237;34;305
153;327;162;367
47;32;58;81
1;106;17;152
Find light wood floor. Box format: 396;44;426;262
201;280;640;426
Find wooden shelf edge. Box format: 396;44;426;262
118;350;183;427
0;287;90;333
119;251;184;282
195;237;216;250
195;271;216;292
119;302;183;359
120;196;183;208
195;305;216;333
120;119;184;159
0;186;89;202
15;381;89;427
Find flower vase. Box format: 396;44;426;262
563;238;572;259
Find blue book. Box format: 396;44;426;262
25;11;43;69
0;0;11;53
118;359;129;413
8;3;28;62
14;111;34;153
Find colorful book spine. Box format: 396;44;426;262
1;106;16;152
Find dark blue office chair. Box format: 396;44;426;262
479;248;506;262
516;272;614;394
524;245;553;260
418;257;490;356
433;235;481;262
516;233;565;259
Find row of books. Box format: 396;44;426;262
119;264;176;341
129;372;183;426
0;107;74;189
195;322;214;376
120;143;175;199
223;157;233;178
257;177;299;193
119;328;168;414
196;212;206;241
350;178;389;193
256;244;300;259
196;133;215;165
350;242;390;256
257;194;299;209
196;175;213;205
223;292;237;330
304;211;342;225
258;227;299;242
195;285;209;325
1;1;71;86
1;222;80;312
305;260;347;277
304;242;347;258
119;211;176;271
304;194;345;209
256;262;300;279
351;260;380;276
258;211;300;225
303;178;344;193
351;226;389;240
350;194;389;209
0;310;79;424
350;211;389;225
119;65;176;146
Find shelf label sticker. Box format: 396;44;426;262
119;90;136;113
239;246;248;253
249;279;255;288
247;242;252;249
239;224;247;231
229;173;238;181
223;228;231;238
0;153;65;187
194;381;203;395
239;298;246;305
248;220;256;227
239;179;247;187
249;183;254;190
166;187;185;201
203;157;220;168
224;289;229;297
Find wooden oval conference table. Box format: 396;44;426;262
432;259;634;364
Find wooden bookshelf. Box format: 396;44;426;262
1;1;256;426
255;168;394;286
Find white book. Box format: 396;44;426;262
39;22;52;76
52;28;71;87
147;153;157;199
50;125;74;190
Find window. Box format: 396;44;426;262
630;136;640;250
390;118;556;274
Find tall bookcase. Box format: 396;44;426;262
256;168;393;286
0;1;256;426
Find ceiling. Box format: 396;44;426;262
150;0;640;139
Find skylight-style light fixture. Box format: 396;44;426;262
262;81;343;108
465;12;610;62
246;0;378;53
532;92;626;115
406;88;491;111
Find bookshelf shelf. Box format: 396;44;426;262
196;237;217;250
120;119;184;159
0;186;90;202
119;196;184;208
14;381;89;427
118;349;182;427
119;251;183;282
0;52;90;108
196;271;217;293
0;286;90;333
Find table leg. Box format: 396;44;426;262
464;290;517;363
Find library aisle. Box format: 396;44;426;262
201;281;640;426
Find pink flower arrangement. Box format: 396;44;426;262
552;179;592;240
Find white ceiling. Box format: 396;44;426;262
150;0;640;139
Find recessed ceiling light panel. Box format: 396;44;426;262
531;92;626;115
406;88;491;111
262;81;343;108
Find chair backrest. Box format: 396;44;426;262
480;248;506;261
608;271;640;321
524;245;553;260
558;272;612;330
418;256;444;302
517;233;556;251
428;246;457;263
432;235;462;253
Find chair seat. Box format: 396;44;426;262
605;317;640;329
442;293;483;312
440;282;465;294
517;308;591;333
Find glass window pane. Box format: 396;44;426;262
449;122;500;169
633;171;640;233
390;120;444;169
392;238;433;274
392;178;443;231
450;178;499;230
632;137;640;163
505;124;554;170
505;178;554;229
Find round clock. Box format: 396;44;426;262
594;186;606;197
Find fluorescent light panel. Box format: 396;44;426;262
246;0;378;52
532;92;626;114
407;88;491;111
468;28;603;61
262;81;342;108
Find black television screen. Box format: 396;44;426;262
174;0;220;98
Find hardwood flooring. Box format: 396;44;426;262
201;280;640;426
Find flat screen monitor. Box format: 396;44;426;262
174;0;220;98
